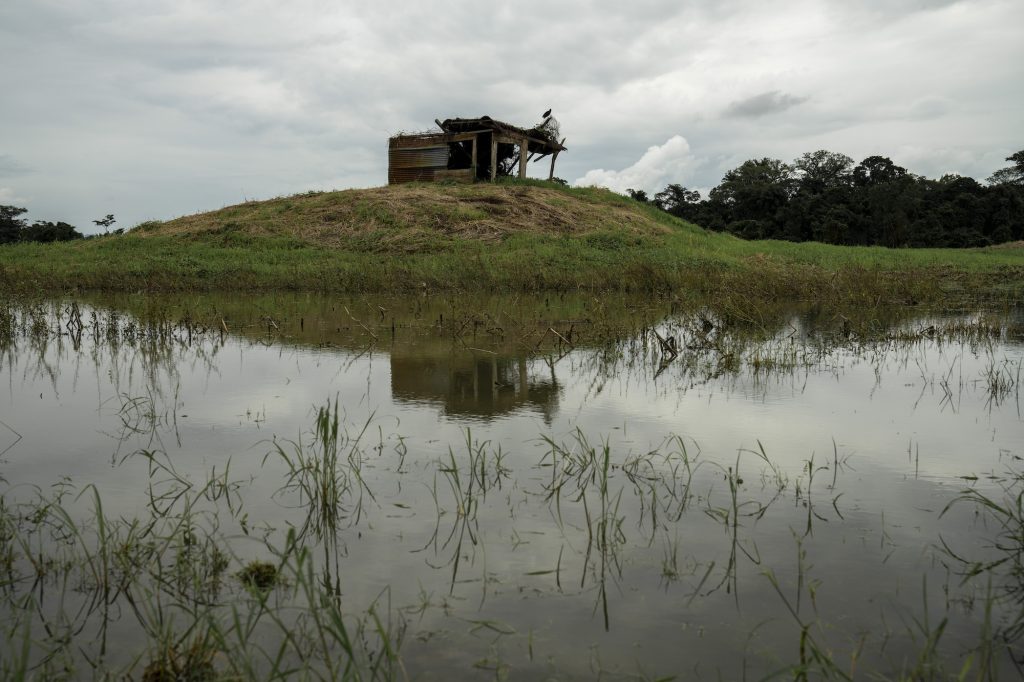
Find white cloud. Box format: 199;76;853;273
573;136;699;194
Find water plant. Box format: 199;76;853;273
268;398;376;540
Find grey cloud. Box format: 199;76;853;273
836;0;962;21
0;0;1021;233
0;155;31;177
725;91;808;119
908;97;949;120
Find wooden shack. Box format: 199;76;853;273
388;116;566;184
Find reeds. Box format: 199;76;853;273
269;398;376;540
0;457;404;680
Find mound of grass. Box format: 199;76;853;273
141;180;686;250
0;178;1022;304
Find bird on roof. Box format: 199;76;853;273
542;108;552;119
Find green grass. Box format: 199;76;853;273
1;179;1021;305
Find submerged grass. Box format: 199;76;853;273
1;180;1021;305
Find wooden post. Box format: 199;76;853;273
490;137;498;181
491;357;498;400
519;137;528;178
471;135;478;179
549;137;566;181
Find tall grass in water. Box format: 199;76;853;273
269;398;376;540
0;455;404;680
426;430;511;594
943;463;1024;659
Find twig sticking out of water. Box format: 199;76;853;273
343;306;378;341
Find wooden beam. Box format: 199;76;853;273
447;132;482;142
391;131;484;148
519;137;528;178
471;135;478;179
549;137;566;180
490;137;498;181
391;135;448;150
495;133;563;151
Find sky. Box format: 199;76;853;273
1;0;1021;233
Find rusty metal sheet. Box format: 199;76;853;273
388;143;448;184
389;146;447;168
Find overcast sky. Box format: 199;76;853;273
1;0;1021;233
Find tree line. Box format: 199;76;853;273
629;150;1024;247
0;208;121;245
5;150;1022;249
0;205;85;245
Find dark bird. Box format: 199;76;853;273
542;108;552;118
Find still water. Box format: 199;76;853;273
1;294;1022;679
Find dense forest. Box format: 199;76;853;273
0;205;85;245
631;149;1024;247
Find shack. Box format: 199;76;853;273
388;115;566;184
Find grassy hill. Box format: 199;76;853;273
1;179;1022;306
140;182;681;247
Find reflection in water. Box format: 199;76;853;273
391;352;559;422
0;294;1023;679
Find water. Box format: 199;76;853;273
1;294;1022;679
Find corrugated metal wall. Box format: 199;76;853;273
388;137;449;184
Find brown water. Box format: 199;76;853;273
1;294;1022;679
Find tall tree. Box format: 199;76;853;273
987;150;1024;187
852;156;908;186
0;205;28;244
653;184;701;219
784;151;856;242
794;150;854;194
709;158;794;238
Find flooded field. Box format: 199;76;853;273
1;293;1022;680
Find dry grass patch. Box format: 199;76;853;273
139;183;676;249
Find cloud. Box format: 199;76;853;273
0;187;27;205
907;97;949;120
573;136;699;194
0;155;31;177
725;91;808;118
0;0;1021;232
